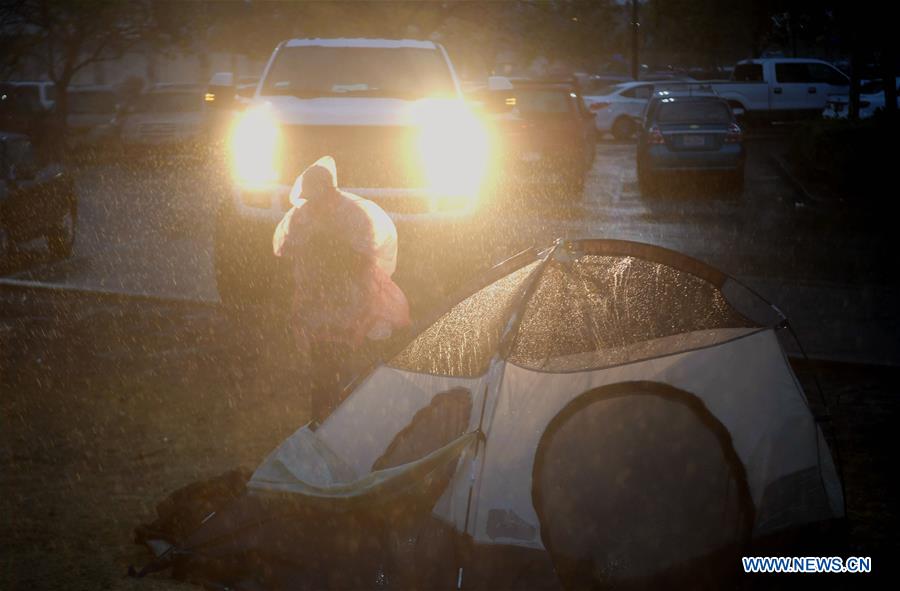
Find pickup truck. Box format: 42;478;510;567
709;58;849;121
209;37;487;308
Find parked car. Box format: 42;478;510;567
580;74;630;96
583;79;703;139
475;77;596;195
0;81;56;112
636;91;745;195
709;58;849;121
584;81;653;139
0;82;55;143
0;131;77;261
204;73;260;148
823;77;900;119
66;86;119;148
119;84;205;154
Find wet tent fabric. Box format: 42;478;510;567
176;239;843;586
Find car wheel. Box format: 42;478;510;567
611;117;637;140
47;202;76;259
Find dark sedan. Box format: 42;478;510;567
475;78;597;198
636;94;745;195
0;131;77;261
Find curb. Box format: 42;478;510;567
0;277;219;309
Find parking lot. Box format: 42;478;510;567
2;132;899;589
2;132;896;363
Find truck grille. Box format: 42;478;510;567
278;125;425;188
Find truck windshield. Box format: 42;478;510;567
657;101;732;123
261;46;455;99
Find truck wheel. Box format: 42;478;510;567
47;202;77;259
611;117;636;140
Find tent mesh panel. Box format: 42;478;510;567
507;256;757;371
389;261;539;377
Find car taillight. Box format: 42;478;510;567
648;126;665;145
589;102;610;111
724;122;742;143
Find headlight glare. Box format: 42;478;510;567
415;100;490;201
230;105;280;187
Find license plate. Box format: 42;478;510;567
520;151;541;162
682;135;706;147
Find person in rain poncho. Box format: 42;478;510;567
273;156;410;421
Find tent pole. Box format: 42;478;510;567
456;242;561;585
498;239;562;358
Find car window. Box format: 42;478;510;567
621;85;653;99
262;46;455;99
133;93;202;113
584;81;619;95
656;100;732;123
732;64;763;82
0;85;40;114
807;63;848;86
775;63;811;83
512;89;573;114
859;80;883;94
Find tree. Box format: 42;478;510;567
1;0;164;150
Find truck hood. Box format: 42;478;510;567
263;96;428;126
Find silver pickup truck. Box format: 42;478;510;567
710;58;849;121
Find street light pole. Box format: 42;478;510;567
631;0;640;80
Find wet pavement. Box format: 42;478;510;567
1;135;898;589
1;135;897;364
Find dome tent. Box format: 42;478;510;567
136;239;844;589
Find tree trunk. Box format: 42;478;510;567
48;68;74;159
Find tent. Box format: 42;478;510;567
136;238;844;589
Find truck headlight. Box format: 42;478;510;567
230;105;280;187
415;100;489;205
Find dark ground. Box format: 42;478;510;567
2;133;899;588
1;286;898;589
